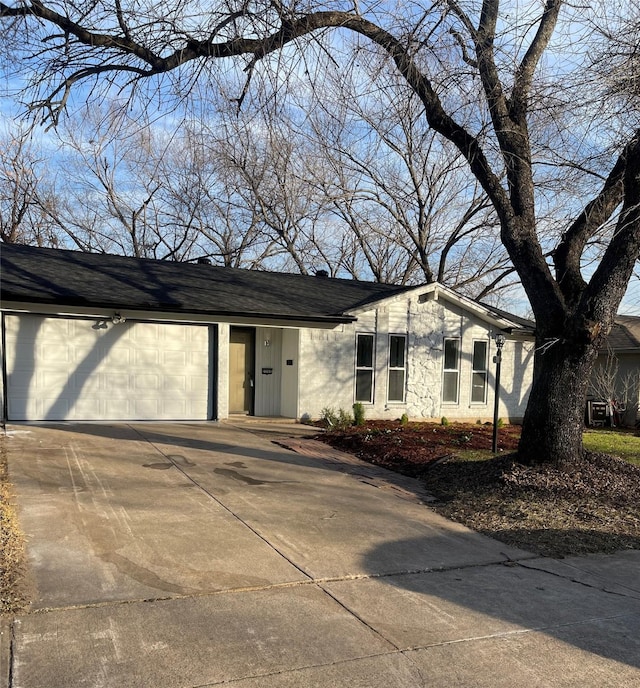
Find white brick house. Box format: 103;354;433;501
1;244;535;423
294;287;534;422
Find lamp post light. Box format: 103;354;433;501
492;333;506;453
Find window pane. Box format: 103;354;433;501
473;341;488;371
443;371;459;403
444;339;459;370
357;335;374;367
356;370;373;402
388;370;405;401
471;372;487;403
389;336;406;368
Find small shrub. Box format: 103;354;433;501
352;402;366;426
400;413;409;426
497;417;505;428
337;407;354;430
320;407;339;428
441;416;450;426
476;419;482;425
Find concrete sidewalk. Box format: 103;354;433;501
2;422;640;687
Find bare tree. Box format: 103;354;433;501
590;348;640;426
46;108;262;263
0;124;58;245
302;59;512;295
2;0;640;464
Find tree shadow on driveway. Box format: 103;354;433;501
350;535;640;674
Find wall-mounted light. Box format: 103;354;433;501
112;312;126;325
264;339;271;347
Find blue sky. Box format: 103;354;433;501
1;1;639;317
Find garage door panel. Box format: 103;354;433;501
4;316;211;421
135;349;160;366
104;373;129;391
104;399;133;418
72;376;102;396
132;399;159;417
162;400;187;416
163;350;188;366
7;397;30;419
104;348;131;367
42;345;72;363
163;375;187;391
188;376;206;392
41;370;68;388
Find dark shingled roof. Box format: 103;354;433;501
0;243;413;323
604;315;640;351
479;302;535;332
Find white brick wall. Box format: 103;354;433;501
297;291;534;422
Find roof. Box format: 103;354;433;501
604;315;640;352
0;244;535;333
0;243;412;324
479;302;536;332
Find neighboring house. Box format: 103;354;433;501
0;244;535;423
590;316;640;426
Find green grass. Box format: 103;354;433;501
453;429;640;466
583;428;640;465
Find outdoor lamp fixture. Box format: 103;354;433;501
111;312;126;325
492;333;507;453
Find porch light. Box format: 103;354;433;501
111;312;126;325
492;333;506;453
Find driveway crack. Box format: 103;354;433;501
517;559;640;601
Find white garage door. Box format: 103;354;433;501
4;315;211;421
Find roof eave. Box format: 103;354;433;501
0;298;356;327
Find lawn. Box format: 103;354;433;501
583;427;640;465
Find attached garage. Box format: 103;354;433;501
3;243;450;424
3;315;213;421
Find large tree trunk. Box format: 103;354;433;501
518;336;600;467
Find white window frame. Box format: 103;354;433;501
355;333;375;403
442;337;460;404
387;334;407;403
470;339;489;404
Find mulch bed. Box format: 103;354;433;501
319;421;520;477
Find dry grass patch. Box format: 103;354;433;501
0;440;31;615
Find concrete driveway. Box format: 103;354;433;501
2;421;640;687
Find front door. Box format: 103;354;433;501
229;327;255;414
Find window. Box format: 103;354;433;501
471;340;488;403
388;335;407;402
355;334;375;402
442;338;460;403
